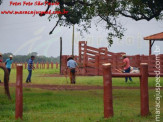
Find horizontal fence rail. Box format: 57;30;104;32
102;63;150;118
61;41;163;76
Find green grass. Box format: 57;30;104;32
0;68;162;87
0;67;162;121
0;87;162;122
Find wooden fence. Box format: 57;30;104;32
11;62;59;69
61;41;163;75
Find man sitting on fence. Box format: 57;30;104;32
121;54;132;82
67;56;78;84
26;56;35;83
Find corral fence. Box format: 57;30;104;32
10;62;59;69
61;41;163;75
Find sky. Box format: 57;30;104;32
0;0;163;57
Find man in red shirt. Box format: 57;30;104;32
122;54;132;82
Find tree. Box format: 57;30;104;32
1;0;163;46
28;52;38;56
40;0;162;46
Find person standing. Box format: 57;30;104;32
26;56;35;83
122;54;132;82
67;57;78;84
0;53;3;83
5;55;13;80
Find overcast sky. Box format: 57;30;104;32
0;0;163;57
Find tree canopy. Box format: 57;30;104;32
1;0;163;46
40;0;163;46
2;52;59;63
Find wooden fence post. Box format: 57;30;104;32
140;63;149;116
15;64;23;120
12;63;14;69
39;63;41;69
43;63;45;69
25;62;27;69
47;62;49;69
51;62;53;69
95;54;99;75
102;63;113;118
79;41;82;63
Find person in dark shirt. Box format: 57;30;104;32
26;56;35;83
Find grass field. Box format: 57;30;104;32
0;67;163;87
0;66;163;122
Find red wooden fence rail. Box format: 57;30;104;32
61;41;163;76
102;63;150;118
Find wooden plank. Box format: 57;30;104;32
86;50;98;55
87;62;96;67
87;46;99;52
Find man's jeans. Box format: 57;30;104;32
26;70;32;82
7;68;11;81
124;67;132;82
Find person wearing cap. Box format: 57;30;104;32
26;56;35;83
122;54;132;82
5;55;13;79
0;53;3;83
67;56;78;84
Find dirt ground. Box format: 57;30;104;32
0;83;160;91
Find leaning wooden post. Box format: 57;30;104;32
102;63;113;118
15;64;23;120
140;63;149;116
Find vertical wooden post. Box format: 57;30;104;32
79;42;81;63
83;42;87;75
140;63;149;116
36;62;39;69
136;55;141;68
47;62;49;69
15;63;17;69
51;62;53;69
95;54;99;75
42;62;44;69
15;64;23;120
60;37;62;74
12;63;14;69
102;63;113;118
149;40;151;55
72;25;75;56
39;63;41;69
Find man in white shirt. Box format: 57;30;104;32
67;57;78;84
